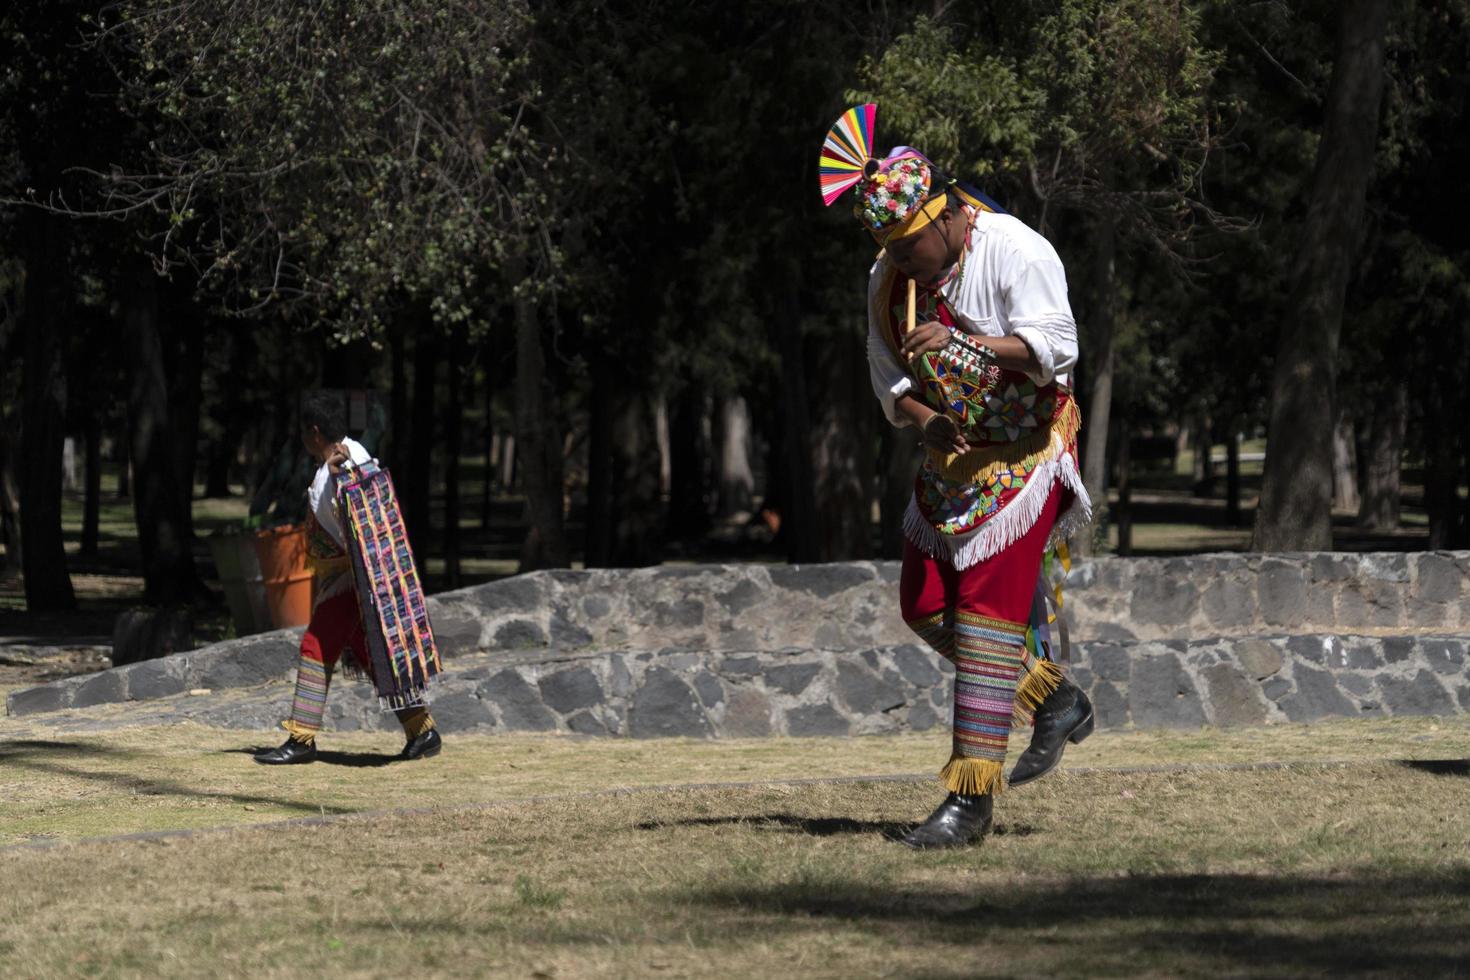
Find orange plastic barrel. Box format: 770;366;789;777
253;524;314;628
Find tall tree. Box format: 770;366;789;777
1253;0;1391;550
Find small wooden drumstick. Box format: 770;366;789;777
905;278;916;361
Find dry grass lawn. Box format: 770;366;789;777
1;762;1467;978
2;715;1468;845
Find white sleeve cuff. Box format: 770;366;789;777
1011;324;1057;386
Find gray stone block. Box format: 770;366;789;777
786;703;851;736
127;658;190;700
1382;636;1417;664
455;575;548;616
1091;681;1128;729
1087;644;1131;682
537;667;604;713
906;700;941;731
1233;639;1284;680
70;670;129;708
548;611;595;648
627;667;713;738
1286;635;1326;665
767;563;874;598
111;607;195;667
1340;674;1375;697
720;655;763;676
1201;578;1256;629
581;595;612;620
493;619;548;649
718;580;764;614
1129;575;1199;626
479;669;558;731
653;599;706;630
1342;639;1382;670
1259;561;1309;628
608;654;633;697
835;660;904;715
6;683;74;716
1201;663;1267;726
430;607;483;658
1128;653;1207;729
429;690;495;730
765;662;822;696
1421;639;1466;676
1279;664;1357;722
892;645;944;687
1363;553;1409;583
196;634;300;690
1377;669;1456;717
723;687;773;737
567;710;609;735
1262;677;1291;701
693;672;725;708
1458;686;1470;711
1310;554;1353;582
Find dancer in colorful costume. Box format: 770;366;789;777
255;392;443;764
820;104;1094;847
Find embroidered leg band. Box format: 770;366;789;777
943;612;1031;796
283;654;331;744
396;706;436;739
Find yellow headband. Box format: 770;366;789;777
868;193;948;245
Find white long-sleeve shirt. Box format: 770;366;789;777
306;436;373;550
867;210;1078;428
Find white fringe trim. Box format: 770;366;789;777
903;447;1093;571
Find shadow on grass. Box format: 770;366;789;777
1401;759;1470;777
636;813;1040;840
0;738;357;816
681;869;1470;976
219;746;398;769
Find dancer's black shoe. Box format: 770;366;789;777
900;793;994;849
1008;676;1094;787
400;727;442;761
253;737;317;765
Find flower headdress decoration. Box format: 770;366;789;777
818;103;944;244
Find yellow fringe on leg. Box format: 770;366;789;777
939;754;1006;796
281;719;317;745
1012;657;1064;727
397;707;436;739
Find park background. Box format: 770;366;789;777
1;0;1467;660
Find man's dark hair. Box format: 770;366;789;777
300;389;348;441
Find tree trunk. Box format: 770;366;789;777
81;413;102;557
1356;382;1404;529
1225;426;1242;526
389;316;410;470
1115;419;1133;557
125;259;203;604
0;414;22;582
810;332;874;560
1076;214;1117;557
116;422;131;499
1253;0;1390;551
443;330;464;590
1191;413;1215;496
775;279;820;563
879;421;923;559
404;327;438;562
667;388;713;542
1331;414;1360;514
713;395;756;519
18;213;75;610
514;291;568;570
171;309;206;545
482;375;494;526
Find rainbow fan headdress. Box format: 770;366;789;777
818;103;879;205
818;103;1005;244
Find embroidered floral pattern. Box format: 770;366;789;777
918;458;1036;536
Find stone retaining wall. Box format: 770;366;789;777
8;553;1469;731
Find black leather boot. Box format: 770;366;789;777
1007;676;1094;787
253;737;317;765
900;793;994;849
399;727;442;761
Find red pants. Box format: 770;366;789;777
899;484;1067;795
